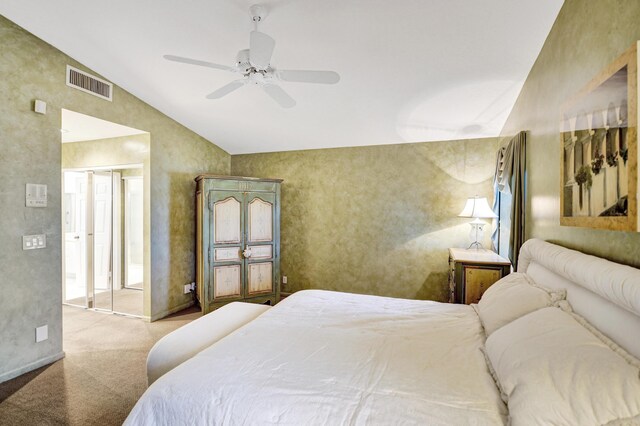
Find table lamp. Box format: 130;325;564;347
458;196;497;249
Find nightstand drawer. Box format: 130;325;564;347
463;267;502;304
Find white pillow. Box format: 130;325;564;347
485;307;640;426
475;272;564;335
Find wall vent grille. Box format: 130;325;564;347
66;65;113;101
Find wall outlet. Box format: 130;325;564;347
23;234;46;250
183;283;192;294
282;275;287;284
35;325;48;343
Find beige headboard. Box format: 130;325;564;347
518;239;640;359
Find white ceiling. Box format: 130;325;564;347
61;109;147;143
1;0;563;154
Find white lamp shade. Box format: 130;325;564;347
458;197;498;219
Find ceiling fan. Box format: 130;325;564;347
163;4;340;108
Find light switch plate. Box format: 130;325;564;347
282;275;287;284
23;234;46;250
36;325;48;343
26;183;47;207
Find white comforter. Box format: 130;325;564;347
125;290;506;425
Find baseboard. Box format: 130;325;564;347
0;351;65;384
149;300;195;322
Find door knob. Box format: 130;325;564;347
74;235;80;240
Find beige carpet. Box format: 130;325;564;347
0;305;200;425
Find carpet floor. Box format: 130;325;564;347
0;305;200;425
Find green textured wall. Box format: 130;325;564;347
61;134;149;170
500;0;640;267
0;15;229;382
232;138;499;301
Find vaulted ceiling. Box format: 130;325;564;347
0;0;563;154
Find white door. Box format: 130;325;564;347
124;177;144;289
63;171;88;305
93;171;113;311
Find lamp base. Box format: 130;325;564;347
467;241;484;250
467;219;487;250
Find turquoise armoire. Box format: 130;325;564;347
195;175;282;314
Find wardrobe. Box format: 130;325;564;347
195;175;282;313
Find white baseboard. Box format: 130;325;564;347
0;351;65;384
150;300;195;322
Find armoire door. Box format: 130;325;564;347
244;192;277;297
209;191;245;303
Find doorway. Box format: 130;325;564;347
63;167;143;316
60;109;149;318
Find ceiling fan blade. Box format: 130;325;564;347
277;70;340;84
262;84;296;108
206;80;245;99
249;31;275;69
163;55;234;72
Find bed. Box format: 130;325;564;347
124;239;640;425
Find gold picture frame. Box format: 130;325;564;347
560;42;638;231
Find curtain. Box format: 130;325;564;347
491;147;507;251
491;131;526;269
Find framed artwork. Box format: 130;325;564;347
560;42;638;231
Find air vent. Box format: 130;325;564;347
66;65;113;101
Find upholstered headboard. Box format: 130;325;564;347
518;239;640;359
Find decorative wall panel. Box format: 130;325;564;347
214;197;241;243
214;265;241;298
214;247;242;262
248;245;272;259
249;198;273;242
248;262;273;295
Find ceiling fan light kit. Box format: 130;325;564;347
163;4;340;108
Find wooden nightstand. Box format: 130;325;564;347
448;248;511;304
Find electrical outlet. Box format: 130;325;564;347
23;234;46;250
282;275;287;284
183;284;191;294
35;325;48;343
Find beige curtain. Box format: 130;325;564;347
492;131;526;269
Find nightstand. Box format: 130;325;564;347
448;248;511;304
